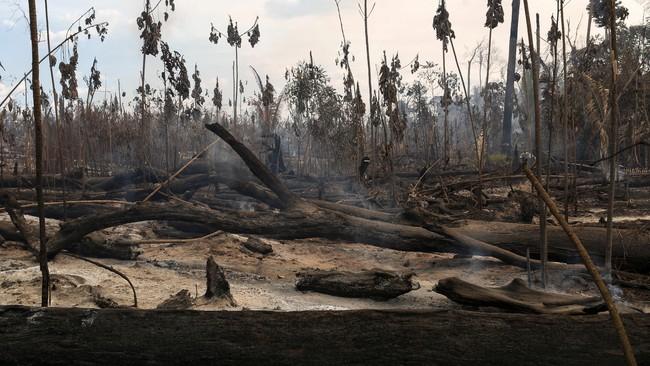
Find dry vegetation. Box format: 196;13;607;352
1;0;650;364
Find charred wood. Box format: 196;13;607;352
296;269;417;300
0;306;648;365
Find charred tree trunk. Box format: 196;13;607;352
27;0;50;306
0;306;648;366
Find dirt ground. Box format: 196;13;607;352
4;214;644;312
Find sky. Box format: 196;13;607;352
0;0;648;110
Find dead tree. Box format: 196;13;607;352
27;0;50;307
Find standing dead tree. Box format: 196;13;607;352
360;0;376;174
522;0;547;287
27;0;50;307
136;0;175;164
604;0;620;278
479;0;504;206
433;0;452;165
209;16;261;126
502;0;521;155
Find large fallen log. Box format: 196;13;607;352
0;306;648;365
435;277;605;315
0;175;83;190
23;203;118;220
456;220;650;273
0;218;140;260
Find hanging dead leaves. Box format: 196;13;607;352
432;0;454;52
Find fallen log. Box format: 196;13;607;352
242;237;273;255
68;232;142;260
0;218;140;260
23;203;118;220
435;277;605;315
90;167;165;191
0;306;648;365
0;175;83;190
295;269;417;300
456;220;650;273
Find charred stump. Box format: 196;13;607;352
205;256;235;306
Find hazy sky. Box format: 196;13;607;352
0;0;647;110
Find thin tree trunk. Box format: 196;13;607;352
442;47;449;165
605;0;620;278
479;28;493;208
561;0;569;220
234;46;239;125
363;0;374;175
522;0;546;287
140;68;148;160
449;39;482;206
536;11;549;288
44;0;67;221
27;0;50;307
546;5;560;230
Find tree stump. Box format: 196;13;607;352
204;256;235;306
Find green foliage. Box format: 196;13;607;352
285;59;329;117
406;81;433;130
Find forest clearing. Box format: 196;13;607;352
1;0;650;364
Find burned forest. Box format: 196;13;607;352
1;0;650;365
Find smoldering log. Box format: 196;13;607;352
0;306;648;366
435;277;606;315
296;269;417;300
456;220;650;272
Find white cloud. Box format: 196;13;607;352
264;0;333;19
0;80;25;104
